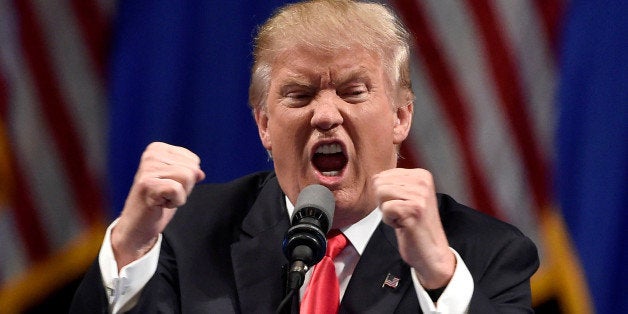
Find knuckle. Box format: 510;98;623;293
140;149;160;164
183;165;197;180
133;175;155;191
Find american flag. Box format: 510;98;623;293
382;273;400;289
390;1;591;312
2;0;620;313
0;0;112;312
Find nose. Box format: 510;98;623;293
311;91;343;131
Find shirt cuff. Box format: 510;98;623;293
411;248;473;314
99;218;162;314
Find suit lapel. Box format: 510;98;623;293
230;176;292;313
340;222;413;313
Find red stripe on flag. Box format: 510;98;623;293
465;0;552;210
15;0;104;226
0;119;50;262
69;0;110;78
392;0;500;218
0;72;7;117
8;156;52;261
533;0;565;56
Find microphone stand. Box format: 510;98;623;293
276;289;297;314
276;260;307;314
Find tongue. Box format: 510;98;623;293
312;153;346;172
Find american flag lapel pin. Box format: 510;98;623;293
382;273;400;289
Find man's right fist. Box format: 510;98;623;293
111;142;205;269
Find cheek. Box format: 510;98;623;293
352;110;397;156
357;108;395;136
267;110;310;147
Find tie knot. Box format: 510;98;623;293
326;229;348;259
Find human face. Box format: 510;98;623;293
254;45;413;228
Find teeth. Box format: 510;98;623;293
315;143;342;154
321;171;340;176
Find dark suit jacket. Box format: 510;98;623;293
71;171;539;313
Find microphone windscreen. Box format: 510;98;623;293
294;184;335;231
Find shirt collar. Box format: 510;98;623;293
285;196;381;256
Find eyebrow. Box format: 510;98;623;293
277;68;318;85
277;66;373;89
332;67;372;86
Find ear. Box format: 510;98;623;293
254;107;272;150
393;102;413;145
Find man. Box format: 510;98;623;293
72;1;538;313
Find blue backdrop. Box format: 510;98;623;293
107;1;298;212
557;1;627;313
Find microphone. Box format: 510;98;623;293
282;184;335;290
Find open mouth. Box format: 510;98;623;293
312;142;348;177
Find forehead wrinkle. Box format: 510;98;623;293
273;68;317;93
275;48;379;89
333;66;372;86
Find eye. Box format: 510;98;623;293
283;88;314;107
338;83;369;103
284;92;313;108
287;91;312;100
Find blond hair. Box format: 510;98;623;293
249;0;413;110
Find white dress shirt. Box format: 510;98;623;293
100;197;473;313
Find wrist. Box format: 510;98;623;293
415;249;456;289
111;222;159;268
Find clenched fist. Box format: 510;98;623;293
372;168;455;289
111;142;205;269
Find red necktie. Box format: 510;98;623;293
300;229;348;314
